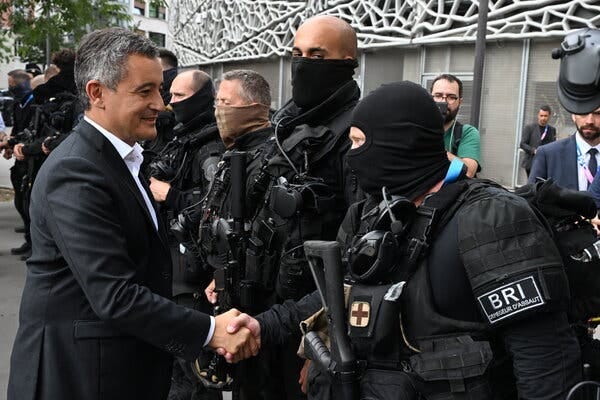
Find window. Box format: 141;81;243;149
149;3;166;19
149;32;165;47
134;0;146;16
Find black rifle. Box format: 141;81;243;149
197;152;248;396
303;240;359;400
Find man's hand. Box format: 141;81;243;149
149;177;170;202
13;143;25;161
41;143;51;155
208;309;260;363
205;279;218;304
215;312;262;363
590;216;600;235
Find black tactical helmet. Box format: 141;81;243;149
553;28;600;114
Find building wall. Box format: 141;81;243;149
168;0;600;187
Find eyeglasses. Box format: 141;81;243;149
432;93;459;104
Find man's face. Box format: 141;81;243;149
99;54;164;145
431;79;461;124
572;107;600;143
7;76;15;90
537;110;550;126
215;79;247;107
349;126;366;149
292;21;349;60
169;75;195;104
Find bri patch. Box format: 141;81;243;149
477;276;545;324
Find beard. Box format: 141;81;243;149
577;123;600;142
444;106;459;124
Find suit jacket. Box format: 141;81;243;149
528;134;578;190
8;120;211;400
520;123;556;171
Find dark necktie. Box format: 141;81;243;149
589;148;598;184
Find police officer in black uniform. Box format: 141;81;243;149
199;69;277;399
11;49;78;261
262;16;363;398
225;81;582;400
146;69;224;400
6;69;35;257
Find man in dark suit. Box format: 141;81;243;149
520;104;556;177
7;28;257;400
529;107;600;191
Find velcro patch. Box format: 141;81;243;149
477;276;545;324
349;301;370;328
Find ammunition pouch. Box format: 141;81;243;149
245;219;279;292
271;179;336;301
409;335;493;399
277;250;314;301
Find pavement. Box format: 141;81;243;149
0;157;12;189
0;200;27;400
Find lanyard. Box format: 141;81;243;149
443;158;464;186
576;144;597;184
540;125;548;141
20;94;34;109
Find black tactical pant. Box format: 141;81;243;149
10;160;30;243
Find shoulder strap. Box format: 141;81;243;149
452;121;464;155
405;179;498;272
311;106;354;163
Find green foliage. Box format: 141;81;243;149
0;0;133;63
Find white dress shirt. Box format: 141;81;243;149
84;116;158;230
575;132;600;191
84;116;215;346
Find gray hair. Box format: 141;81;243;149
221;69;271;106
75;27;159;109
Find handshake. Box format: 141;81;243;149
207;308;262;363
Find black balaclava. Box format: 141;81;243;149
170;80;214;125
347;81;450;200
291;57;358;109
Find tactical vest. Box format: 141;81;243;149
335;179;572;400
267;106;359;302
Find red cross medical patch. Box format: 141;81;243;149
349;301;370;327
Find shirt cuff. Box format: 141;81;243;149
203;316;216;347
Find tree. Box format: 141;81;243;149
0;1;167;65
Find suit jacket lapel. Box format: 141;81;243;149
566;134;579;189
137;173;170;247
77;120;168;249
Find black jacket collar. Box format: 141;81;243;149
231;127;273;151
174;108;216;136
272;80;360;136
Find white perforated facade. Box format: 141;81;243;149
167;0;600;187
